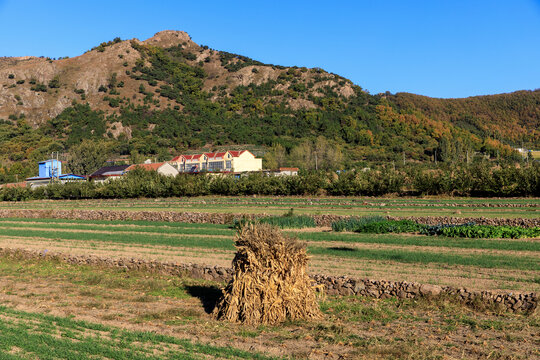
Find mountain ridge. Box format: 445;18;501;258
0;30;538;181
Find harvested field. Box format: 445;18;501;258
0;217;538;293
0;197;538;359
0;256;537;359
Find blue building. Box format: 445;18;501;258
38;159;62;178
26;159;86;188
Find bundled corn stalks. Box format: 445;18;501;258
214;223;322;325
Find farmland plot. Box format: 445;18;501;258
0;256;538;359
0;218;538;293
1;196;539;218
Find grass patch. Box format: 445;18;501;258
0;218;235;236
309;246;540;271
0;227;235;250
0;217;232;230
0;305;278;360
0;256;221;300
293;231;540;252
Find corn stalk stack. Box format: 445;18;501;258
214;223;322;325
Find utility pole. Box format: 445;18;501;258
315;152;318;171
466;150;469;165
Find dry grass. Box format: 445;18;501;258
214;224;322;325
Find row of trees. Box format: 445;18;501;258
1;163;538;201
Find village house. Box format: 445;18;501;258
171;150;262;173
88;165;130;183
264;167;299;176
124;162;179;176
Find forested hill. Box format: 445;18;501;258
388;90;540;148
0;30;538;181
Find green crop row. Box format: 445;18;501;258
332;218;424;234
232;211;316;229
0;219;234;237
331;217;540;239
309;246;540;272
423;224;540;239
0;227;235;251
292;232;540;252
0;217;231;229
331;216;386;232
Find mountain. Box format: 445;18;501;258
0;30;538;180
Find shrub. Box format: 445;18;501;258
48;77;60;89
30;83;47;92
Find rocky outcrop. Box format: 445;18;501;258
0;247;536;314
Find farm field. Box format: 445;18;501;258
0;198;538;359
1;196;539;218
0;217;538;293
0;256;538;359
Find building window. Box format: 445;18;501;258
209;161;224;171
226;161;232;169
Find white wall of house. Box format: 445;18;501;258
232;152;262;172
91;175;124;184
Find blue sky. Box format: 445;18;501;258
1;0;539;98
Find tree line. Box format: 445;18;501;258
1;163;538;201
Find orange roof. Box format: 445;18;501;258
125;163;166;171
205;152;227;159
0;181;26;189
278;167;299;171
229;150;253;157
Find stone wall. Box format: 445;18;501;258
0;208;538;228
0;209;239;224
0;247;536;314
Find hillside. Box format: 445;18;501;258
388;91;540;148
0;31;354;127
0;30;538;180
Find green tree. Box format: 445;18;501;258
129;150;146;165
67;140;110;175
263;143;287;169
